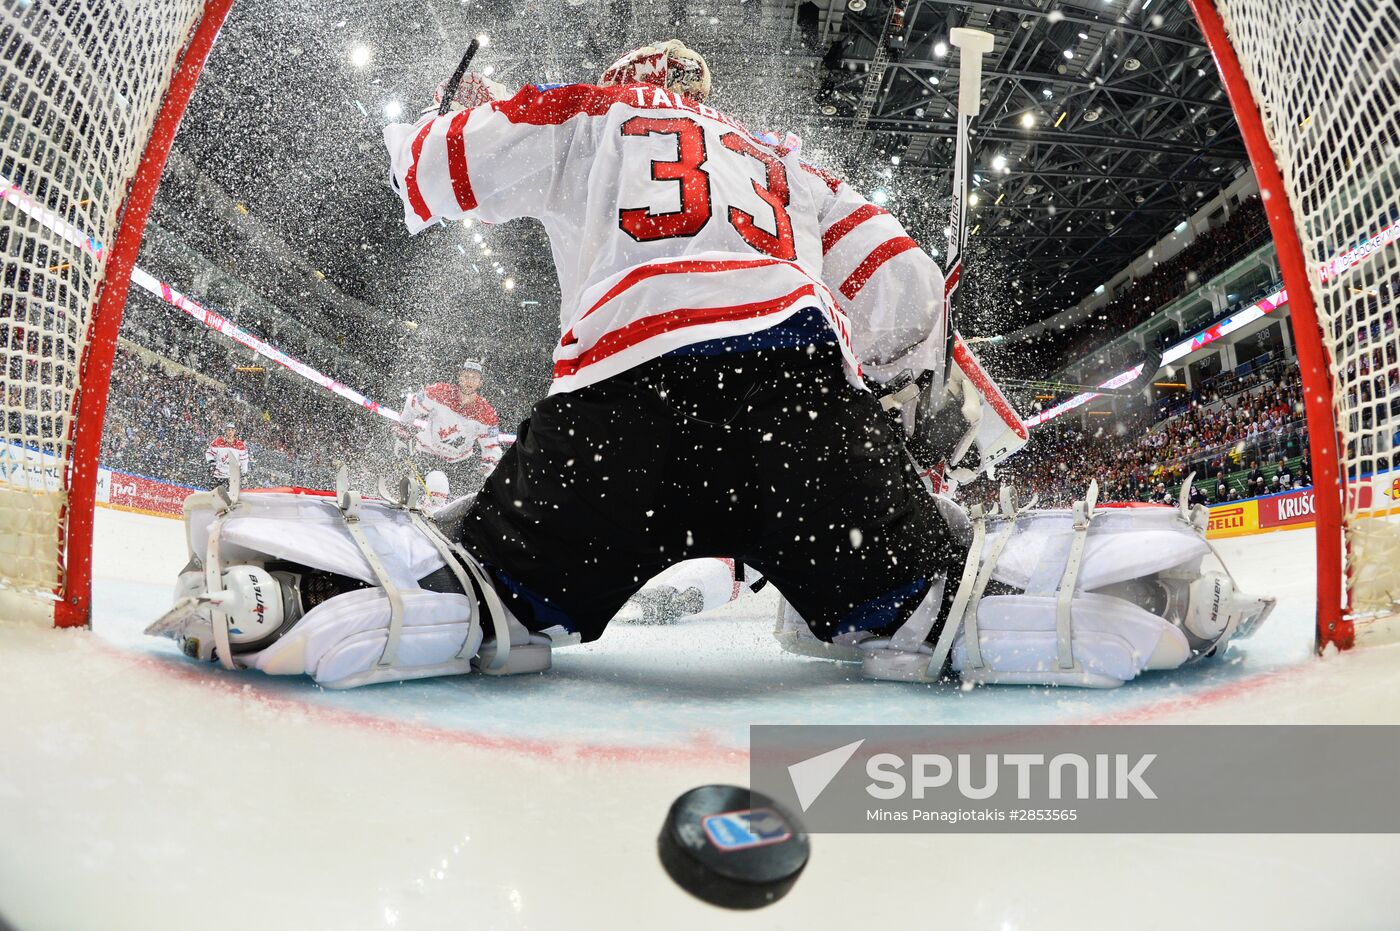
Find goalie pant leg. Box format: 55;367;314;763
736;350;966;643
453;343;967;645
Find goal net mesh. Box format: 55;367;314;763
1213;0;1400;630
1;1;207;609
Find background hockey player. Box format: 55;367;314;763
394;358;502;495
148;40;1273;691
614;558;765;625
205;422;249;484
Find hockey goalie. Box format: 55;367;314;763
146;40;1273;689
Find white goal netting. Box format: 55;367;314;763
1;1;208;615
1213;0;1400;633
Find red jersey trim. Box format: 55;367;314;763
553;284;817;379
822;204;888;254
445;108;478;211
404;121;437;222
800;162;842;194
839;236;919;300
493;83;636;127
561;257;793;346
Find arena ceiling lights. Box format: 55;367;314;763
789;0;1248;319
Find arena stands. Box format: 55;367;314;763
1000;360;1311;507
99;343;377;489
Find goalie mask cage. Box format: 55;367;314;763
1191;0;1400;649
0;0;233;627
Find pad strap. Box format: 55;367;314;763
881;504;986;680
393;477;484;662
1054;480;1099;670
204;485;239;671
452;542;513;670
336;467;407;668
961;487;1038;670
362;472;510;671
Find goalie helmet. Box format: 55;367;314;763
218;565;301;653
600;39;711;102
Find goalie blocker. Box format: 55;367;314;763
878;332;1029;489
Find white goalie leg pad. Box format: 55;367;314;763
844;482;1275;688
952;486;1273;686
253;587;485;688
951;593;1191;689
180;488;452;591
146;480;554;687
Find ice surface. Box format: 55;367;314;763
2;507;1399;930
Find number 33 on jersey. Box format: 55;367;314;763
384;81;948;395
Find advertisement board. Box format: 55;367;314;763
1257;487;1316;530
1208;467;1398;539
2;440;194;519
1206;499;1259;538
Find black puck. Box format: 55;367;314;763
658;784;809;910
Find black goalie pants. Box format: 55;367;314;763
456;343;965;643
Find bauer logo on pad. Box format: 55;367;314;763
701;808;792;851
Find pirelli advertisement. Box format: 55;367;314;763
1207;469;1400;539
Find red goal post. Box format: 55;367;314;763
1190;0;1400;650
0;1;234;627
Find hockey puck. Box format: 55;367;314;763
658;784;809;910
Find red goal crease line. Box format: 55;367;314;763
1;173;404;425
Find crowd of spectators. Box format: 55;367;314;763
1006;195;1272;379
1001;362;1311;507
100;345;376;489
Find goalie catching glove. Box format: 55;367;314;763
144;470;553;688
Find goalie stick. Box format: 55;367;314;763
438;38;482;116
943;28;995;388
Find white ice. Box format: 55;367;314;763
2;506;1399;930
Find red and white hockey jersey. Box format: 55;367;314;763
384;82;947;393
206;436;250;479
400;384;502;470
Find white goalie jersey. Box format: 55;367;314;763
384;81;949;394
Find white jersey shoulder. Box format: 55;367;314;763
384;82;948;393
